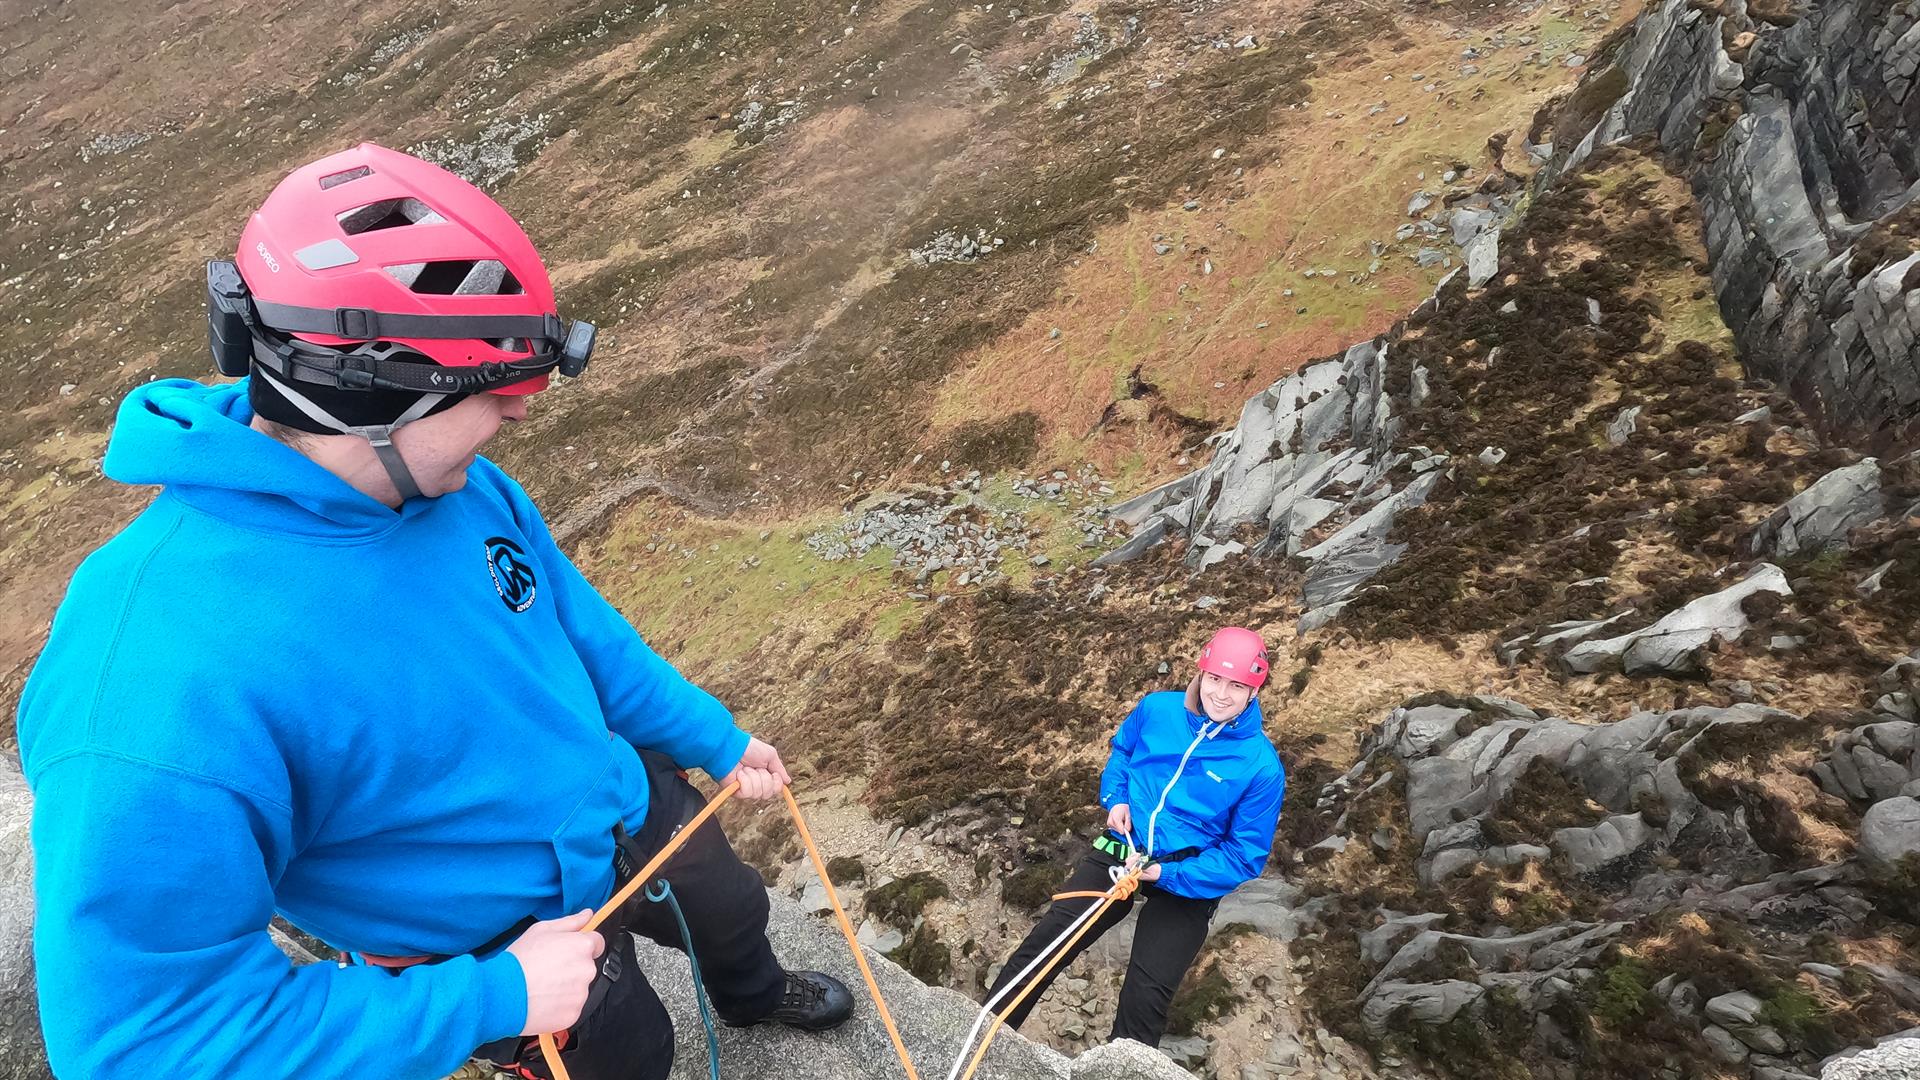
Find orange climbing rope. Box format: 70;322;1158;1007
536;781;923;1080
783;786;922;1080
947;870;1144;1080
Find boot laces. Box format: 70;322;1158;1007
779;971;827;1014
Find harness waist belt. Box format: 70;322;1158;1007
1092;831;1201;863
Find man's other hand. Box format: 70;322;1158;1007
723;736;791;800
507;910;606;1036
1106;803;1132;839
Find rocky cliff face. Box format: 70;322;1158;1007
1099;330;1438;631
1295;688;1919;1080
1545;0;1920;452
1112;0;1920;588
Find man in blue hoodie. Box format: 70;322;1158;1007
16;144;850;1080
983;626;1284;1048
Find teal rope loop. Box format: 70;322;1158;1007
645;879;721;1080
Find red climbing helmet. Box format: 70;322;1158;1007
209;142;593;398
204;143;596;501
1197;627;1269;689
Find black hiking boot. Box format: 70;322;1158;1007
723;970;853;1031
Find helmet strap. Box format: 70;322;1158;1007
254;366;448;502
355;425;425;503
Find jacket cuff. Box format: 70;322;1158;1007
1154;861;1182;892
702;726;752;781
471;952;530;1044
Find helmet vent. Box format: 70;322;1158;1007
318;165;374;190
337;197;446;235
406;259;479;294
388;258;517;295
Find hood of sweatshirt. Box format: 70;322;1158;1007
103;378;422;538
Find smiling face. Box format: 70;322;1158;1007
1198;670;1255;722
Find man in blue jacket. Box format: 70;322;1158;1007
16;144;849;1080
984;626;1285;1047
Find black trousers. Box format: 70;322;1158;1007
481;753;786;1080
986;850;1217;1047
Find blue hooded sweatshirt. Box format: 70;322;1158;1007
1097;687;1284;899
16;379;751;1080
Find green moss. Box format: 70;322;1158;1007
825;855;866;884
1796;547;1850;579
865;871;950;930
1590;957;1653;1028
1000;865;1058;911
1760;986;1832;1048
1165;958;1244;1036
1750;983;1844;1056
593;505;915;673
887;925;953;985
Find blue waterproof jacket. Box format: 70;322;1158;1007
17;379;751;1079
1097;688;1285;899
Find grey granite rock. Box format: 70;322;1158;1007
1395;705;1472;759
1360;980;1484;1035
1550;0;1920;450
1211;875;1303;939
1359;912;1451;964
1706;991;1789;1053
1705;1023;1753;1064
1553;813;1656;875
1071;1039;1201;1080
1094;279;1467;629
1465;227;1500;287
1748;460;1886;558
639;892;1200;1080
1560;564;1791;675
1859;797;1920;868
1822;1037;1920;1079
1606;405;1642;446
0;764;47;1080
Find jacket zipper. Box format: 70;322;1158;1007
1142;718;1222;859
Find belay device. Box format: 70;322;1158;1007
207;259;595;394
